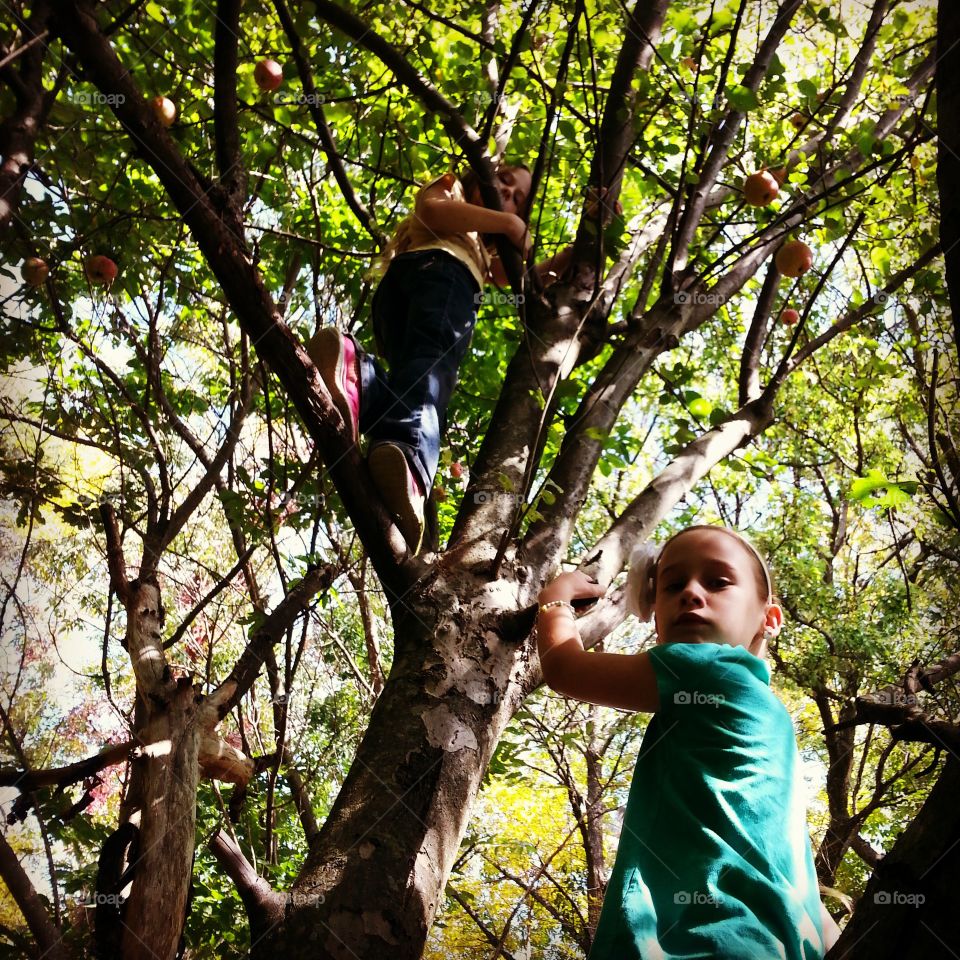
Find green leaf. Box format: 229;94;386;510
849;470;917;509
725;85;759;112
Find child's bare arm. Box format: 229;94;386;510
415;175;528;247
537;572;660;712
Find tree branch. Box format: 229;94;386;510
213;0;248;205
208;827;284;929
0;830;68;960
274;0;384;244
211;562;339;719
0;739;132;790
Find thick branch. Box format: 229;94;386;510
213;0;247;204
212;562;339;718
570;0;670;268
209;828;285;929
586;393;776;586
0;830;68;960
99;501;129;604
0;739;132;790
0;0;52;233
739;262;781;405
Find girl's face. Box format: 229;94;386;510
652;528;782;656
466;167;532;216
495;167;531;216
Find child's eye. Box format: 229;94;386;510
709;578;732;588
664;581;684;592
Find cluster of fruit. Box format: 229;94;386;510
21;253;118;287
19;60;284;291
741;168;814;324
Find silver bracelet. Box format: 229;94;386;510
538;599;576;616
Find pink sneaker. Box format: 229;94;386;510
368;443;425;553
307;328;361;442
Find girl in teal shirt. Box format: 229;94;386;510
536;525;840;959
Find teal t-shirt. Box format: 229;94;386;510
588;642;827;960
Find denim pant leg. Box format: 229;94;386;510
368;250;479;492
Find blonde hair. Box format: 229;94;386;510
627;525;774;622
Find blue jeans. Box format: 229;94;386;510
358;249;480;493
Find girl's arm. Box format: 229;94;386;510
537;572;660;712
414;176;528;247
487;245;572;288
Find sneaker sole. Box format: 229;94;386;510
368;444;424;553
307;328;357;441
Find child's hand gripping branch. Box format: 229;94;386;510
536;526;840;960
537;570;660;713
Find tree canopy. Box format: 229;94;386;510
1;0;958;958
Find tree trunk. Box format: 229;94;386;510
111;582;198;960
827;757;960;959
251;574;533;959
937;0;960;365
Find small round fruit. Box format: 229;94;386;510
21;257;49;286
680;56;697;71
450;462;464;480
85;255;118;286
780;308;800;325
790;112;806;129
743;170;780;206
775;241;814;278
254;59;283;92
150;95;176;127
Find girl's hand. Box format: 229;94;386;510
539;570;607;607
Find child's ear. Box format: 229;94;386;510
763;602;784;638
